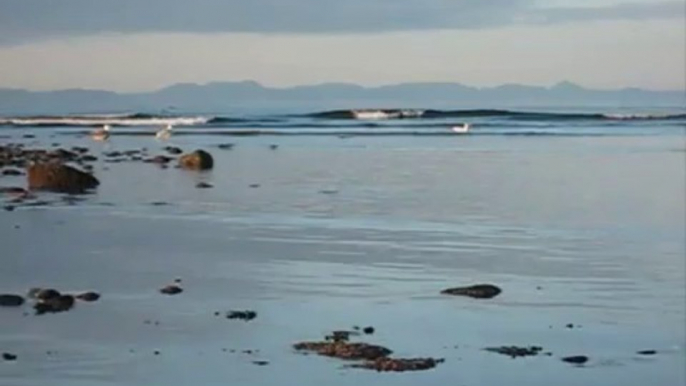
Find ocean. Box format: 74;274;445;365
1;107;685;385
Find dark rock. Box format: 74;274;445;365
195;182;213;189
363;326;375;335
352;357;444;372
49;149;78;161
75;291;100;302
34;294;75;315
160;284;183;295
294;341;392;361
31;288;61;301
104;151;122;158
218;143;235;150
227;310;257;321
269;144;278;150
71;146;89;154
79;155;98;162
2;352;17;361
27;163;99;194
0;186;28;195
154;350;160;355
485;346;543;358
249;184;260;188
325;331;357;342
566;323;575;329
2;168;23;176
0;294;25;307
179;150;214;170
441;284;502;299
164;146;183;155
637;350;657;356
22;134;35;139
145;155;174;165
3;205;14;211
253;360;269;366
561;355;589;365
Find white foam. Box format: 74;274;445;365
351;109;425;120
0;116;210;127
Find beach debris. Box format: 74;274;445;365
195;182;213;189
27;162;99;194
484;346;543;358
636;350;657;356
159;284;183;295
226;310;257;321
179;150;214;170
351;357;444;372
441;284;502;299
75;291;101;302
2;352;17;361
561;355;589;365
0;294;25;307
34;294;75;315
294;341;392;361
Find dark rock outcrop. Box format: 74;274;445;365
75;291;101;302
34;294;75;315
0;294;25;307
27;163;99;194
179;150;214;170
441;284;502;299
160;284;183;295
561;355;589;364
2;352;17;361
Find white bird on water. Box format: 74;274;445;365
91;124;111;141
156;124;173;140
451;123;470;134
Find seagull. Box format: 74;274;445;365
91;124;111;141
156;124;173;140
451;123;470;134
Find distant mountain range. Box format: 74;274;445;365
0;81;683;114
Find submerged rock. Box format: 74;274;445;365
561;355;589;365
226;310;257;321
179;150;214;170
2;352;17;361
636;350;657;356
441;284;502;299
27;163;99;194
217;143;235;150
485;346;543;358
75;291;101;302
294;341;392;361
352;357;444;372
195;182;213;189
160;284;183;295
0;294;25;307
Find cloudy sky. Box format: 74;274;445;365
0;0;683;91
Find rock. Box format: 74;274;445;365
145;155;174;165
164;146;183;155
363;326;375;335
3;205;14;211
637;350;657;356
2;352;17;361
325;331;357;342
160;284;183;295
31;288;61;301
0;294;25;307
27;163;99;194
2;168;23;176
79;155;98;162
217;143;235;150
249;184;260;188
294;341;392;361
352;357;444;372
226;310;257;321
485;346;543;358
34;294;75;315
195;182;213;189
252;360;269;366
561;355;589;365
179;150;214;170
441;284;502;299
75;291;100;302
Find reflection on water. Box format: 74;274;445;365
1;132;684;386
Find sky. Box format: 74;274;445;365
0;0;683;92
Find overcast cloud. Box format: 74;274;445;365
0;0;682;45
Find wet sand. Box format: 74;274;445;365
1;130;685;385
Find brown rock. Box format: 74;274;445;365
293;341;392;361
179;150;214;170
353;357;444;372
27;163;99;194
